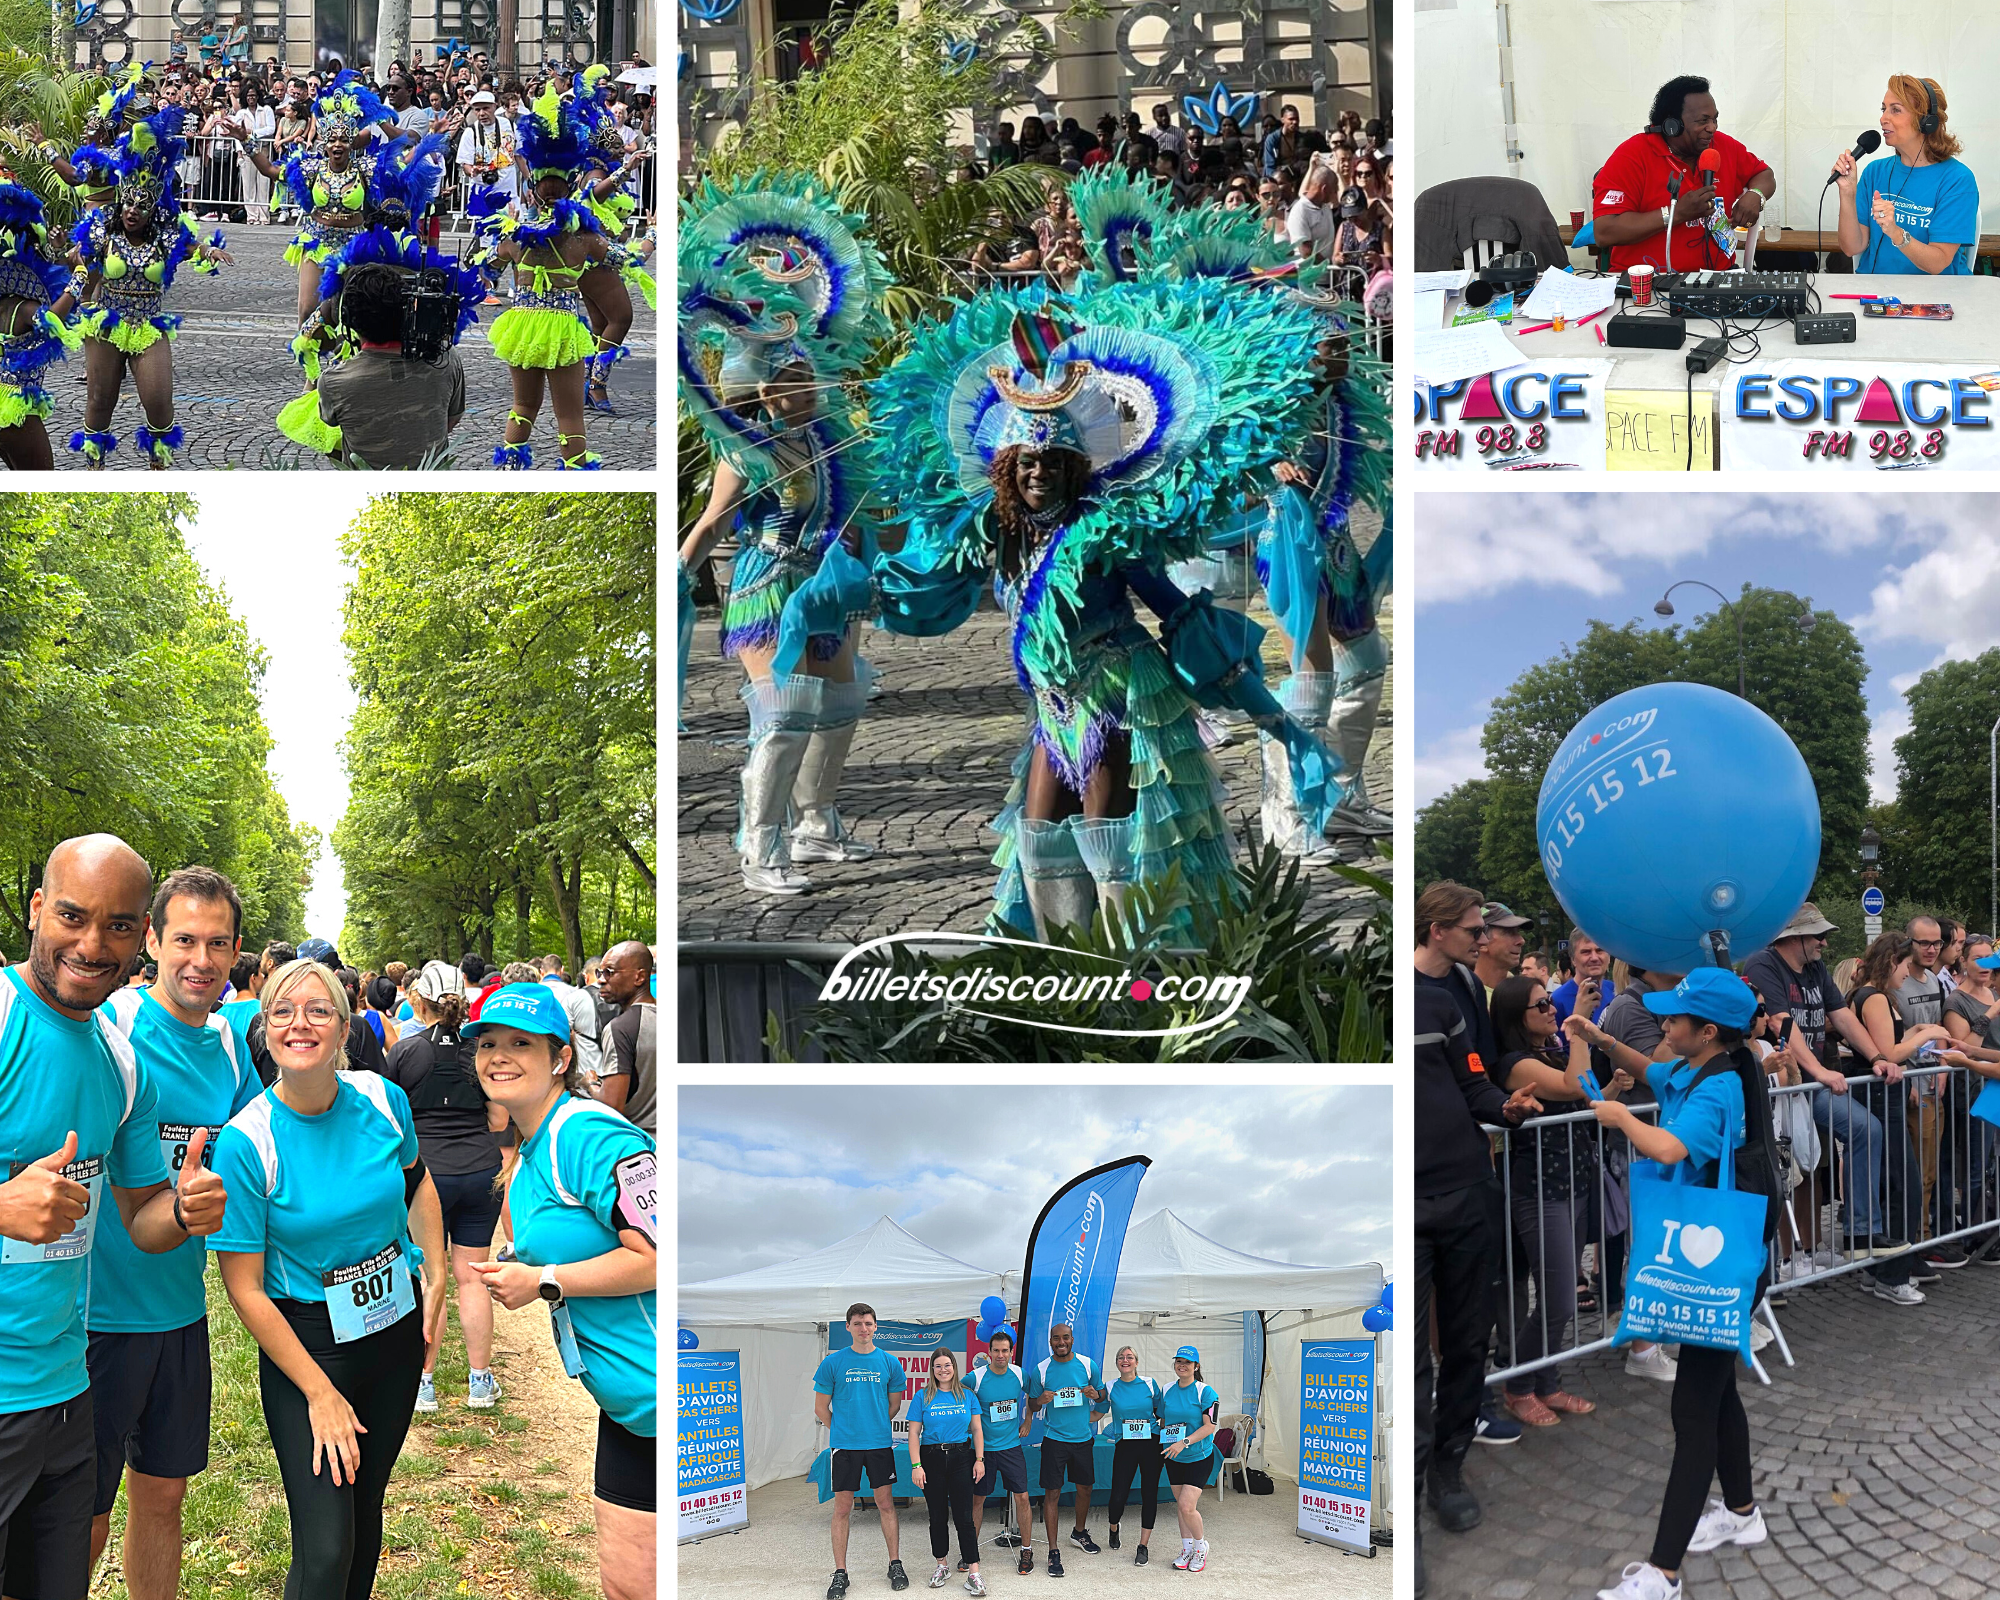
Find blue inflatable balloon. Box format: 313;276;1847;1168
1536;682;1820;975
678;1328;700;1350
1379;1283;1392;1314
981;1295;1007;1326
1360;1304;1391;1333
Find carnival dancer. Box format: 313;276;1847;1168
65;107;230;469
824;278;1338;940
474;80;633;470
676;172;893;894
36;61;155;216
572;64;654;414
0;173;81;468
233;71;405;324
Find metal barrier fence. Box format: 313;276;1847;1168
1482;1064;2000;1388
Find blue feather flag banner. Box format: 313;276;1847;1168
1019;1156;1151;1431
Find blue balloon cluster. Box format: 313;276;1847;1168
1360;1281;1392;1334
678;1327;700;1350
1535;682;1820;975
976;1295;1010;1344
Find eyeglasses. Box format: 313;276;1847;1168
268;1001;339;1025
1915;939;1943;949
1452;921;1488;936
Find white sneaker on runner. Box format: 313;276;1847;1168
1750;1320;1775;1351
1172;1542;1195;1571
1860;1275;1925;1305
1187;1542;1207;1573
928;1563;950;1588
1687;1499;1767;1553
1623;1344;1678;1382
1596;1563;1682;1600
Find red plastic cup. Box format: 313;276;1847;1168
1628;264;1655;305
1570;209;1585;231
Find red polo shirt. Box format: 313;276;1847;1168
1592;129;1770;272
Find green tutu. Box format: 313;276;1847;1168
75;307;173;355
284;225;343;267
488;305;597;370
276;388;341;454
0;381;51;428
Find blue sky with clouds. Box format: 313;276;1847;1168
1415;491;2000;811
676;1086;1390;1285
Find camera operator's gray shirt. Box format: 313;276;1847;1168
318;348;466;469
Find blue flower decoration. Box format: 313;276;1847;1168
942;37;979;75
1182;81;1258;137
681;0;741;19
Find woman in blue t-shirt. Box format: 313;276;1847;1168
1101;1346;1166;1562
906;1349;986;1593
1834;73;1980;275
1159;1347;1221;1572
465;982;657;1600
1585;969;1770;1600
208;957;448;1600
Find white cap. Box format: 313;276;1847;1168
470;89;496;105
414;959;465;1002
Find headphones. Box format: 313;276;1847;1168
1917;77;1940;136
1652;112;1684;141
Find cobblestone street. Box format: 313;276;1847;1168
1427;1261;2000;1600
677;567;1393;944
28;222;655;470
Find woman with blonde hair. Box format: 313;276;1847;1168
205;957;448;1599
1833;73;1980;275
906;1347;986;1593
1100;1344;1166;1561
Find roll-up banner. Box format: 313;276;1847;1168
677;1350;749;1544
1297;1337;1374;1555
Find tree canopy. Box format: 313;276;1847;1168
0;494;314;953
333;493;656;973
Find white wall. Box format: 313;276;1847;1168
1418;1;2000;233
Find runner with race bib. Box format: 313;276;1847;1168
1100;1347;1167;1563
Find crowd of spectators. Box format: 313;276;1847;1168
1415;879;2000;1582
963;99;1392;318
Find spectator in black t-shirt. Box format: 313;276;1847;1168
1415;985;1539;1597
988;119;1020;169
1413;881;1497;1068
594;940;656;1137
1742;903;1901;1264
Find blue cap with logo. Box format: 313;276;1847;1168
1173;1345;1201;1363
1640;967;1759;1031
462;981;572;1041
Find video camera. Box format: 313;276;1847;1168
401;267;460;365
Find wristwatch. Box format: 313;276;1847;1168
538;1263;564;1305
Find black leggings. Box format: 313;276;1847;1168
1649;1344;1754;1571
1106;1437;1163;1530
919;1442;979;1567
261;1289;426;1600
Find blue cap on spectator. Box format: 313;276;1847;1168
1641;968;1758;1031
1977;953;2000;971
297;936;341;968
1174;1345;1201;1363
462;981;571;1040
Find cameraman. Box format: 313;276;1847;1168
315;261;465;468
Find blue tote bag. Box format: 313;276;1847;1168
1613;1130;1768;1364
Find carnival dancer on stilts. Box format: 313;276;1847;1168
64;107;230;469
474;79;632;471
676;172;893;894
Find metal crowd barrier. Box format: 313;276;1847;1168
1481;1064;2000;1388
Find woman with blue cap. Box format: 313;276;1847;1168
463;982;657;1600
205;957;449;1600
1159;1346;1221;1571
1585;966;1777;1600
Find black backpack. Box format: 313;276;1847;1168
406;1027;486;1114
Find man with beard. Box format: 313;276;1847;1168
1592;75;1775;272
593;941;655;1136
1025;1323;1107;1573
0;836;228;1600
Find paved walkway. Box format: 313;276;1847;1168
676;548;1393;944
1427;1260;2000;1600
29;222;655;469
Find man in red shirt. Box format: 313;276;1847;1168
1592;75;1776;273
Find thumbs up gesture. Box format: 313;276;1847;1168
173;1127;227;1237
0;1131;90;1244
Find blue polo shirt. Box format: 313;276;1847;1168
0;966;167;1412
1103;1375;1164;1439
1551;978;1616;1028
813;1346;906;1450
1028;1353;1101;1443
1159;1378;1221;1462
1855;153;1979;275
218;996;261;1062
967;1359;1028;1450
1644;1057;1746;1189
906;1384;980;1445
88;989;260;1332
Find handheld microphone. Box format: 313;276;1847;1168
1827;128;1882;185
1697;147;1722;190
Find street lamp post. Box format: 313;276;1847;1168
1652;583;1818;699
1862;825;1882;944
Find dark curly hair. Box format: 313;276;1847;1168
988;443;1092;580
1650;75;1710;132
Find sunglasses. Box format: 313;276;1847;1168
1528;999;1555;1013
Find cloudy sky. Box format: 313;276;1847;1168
1415;491;2000;810
676;1085;1390;1285
178;483;374;937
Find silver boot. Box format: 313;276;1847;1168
1016;817;1098;939
1326;631;1391;837
790;666;877;863
1073;815;1140;941
1261;672;1341;864
737;674;819;895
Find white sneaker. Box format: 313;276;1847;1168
742;862;812;895
1779;1256;1817;1281
1172;1542;1195;1571
1327;800;1394;837
790;833;875;863
1596;1562;1681;1600
1861;1275;1925;1305
1187;1541;1207;1573
1811;1247;1844;1268
1624;1344;1678;1382
928;1563;950;1588
1750;1320;1775;1352
1687;1499;1767;1553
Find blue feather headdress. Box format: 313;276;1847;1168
110;107;187;215
1068;168;1172;284
515;77;593;177
678;225;820;484
369;130;451;220
0;182;72;301
313;69;390;138
572;64;626;163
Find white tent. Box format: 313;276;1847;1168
678;1209;1387;1503
678;1217;1007;1488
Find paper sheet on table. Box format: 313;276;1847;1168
1414;288;1448;328
1604;388;1715;471
1409;320;1523;385
1520;267;1619;321
1411;269;1471;294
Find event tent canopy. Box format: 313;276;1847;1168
1110;1208;1383;1315
678;1214;1006;1326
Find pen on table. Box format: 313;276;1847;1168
1595;323;1606;345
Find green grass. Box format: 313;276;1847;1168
92;1274;594;1598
